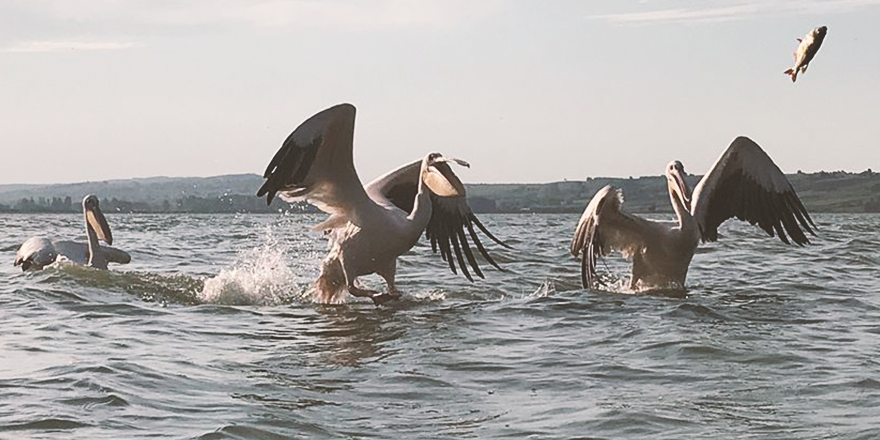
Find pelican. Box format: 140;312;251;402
257;103;509;304
14;195;131;271
571;136;816;290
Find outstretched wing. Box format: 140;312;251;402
365;160;510;282
257;103;374;227
570;185;653;289
364;160;421;213
690;136;816;245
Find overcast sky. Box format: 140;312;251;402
2;0;878;184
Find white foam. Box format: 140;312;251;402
199;227;305;306
529;280;556;298
409;289;447;302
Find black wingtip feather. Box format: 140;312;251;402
465;221;503;271
449;228;473;282
470;214;513;249
456;226;484;279
580;246;589;288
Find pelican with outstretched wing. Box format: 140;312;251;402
257;103;509;304
571;136;816;290
14;195;131;270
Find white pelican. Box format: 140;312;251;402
14;195;131;271
571;136;816;290
257;103;509;304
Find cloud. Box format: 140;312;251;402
2;40;136;53
147;0;500;31
7;0;501;34
589;0;880;25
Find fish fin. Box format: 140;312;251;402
797;38;802;42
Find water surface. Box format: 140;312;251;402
1;213;879;439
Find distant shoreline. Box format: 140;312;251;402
2;170;879;214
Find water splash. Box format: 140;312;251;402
409;288;447;302
199;227;305;306
529;280;556;298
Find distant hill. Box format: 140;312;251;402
0;174;263;204
0;174;296;213
1;170;879;214
469;170;880;213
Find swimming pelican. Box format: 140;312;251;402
14;195;131;270
571;136;816;290
257;103;509;304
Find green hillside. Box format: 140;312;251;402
1;170;878;214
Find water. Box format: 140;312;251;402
1;212;879;439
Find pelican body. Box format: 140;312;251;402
257;103;508;304
785;26;827;82
14;195;131;270
571;136;816;290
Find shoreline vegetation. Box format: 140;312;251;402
1;170;878;214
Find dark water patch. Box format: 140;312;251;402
662;303;730;321
586;410;696;438
15;285;87;302
231;393;340;410
811;296;879;311
246;368;354;394
191;305;266;315
0;243;21;252
66;302;172;318
0;418;92;431
733;352;813;367
59;394;130;409
434;360;516;374
851;378;880;389
587;364;666;382
196;424;317;440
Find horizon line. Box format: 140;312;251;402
0;168;875;189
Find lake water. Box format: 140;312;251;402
1;213;879;439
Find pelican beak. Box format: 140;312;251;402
86;204;113;245
424;156;468;197
434;156;470;168
672;169;691;206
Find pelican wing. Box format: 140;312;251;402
364;160;421;213
690;136;816;245
365;160;510;282
14;237;58;270
257;103;374;227
571;185;653;288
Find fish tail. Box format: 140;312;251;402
784;68;797;82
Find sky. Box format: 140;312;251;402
1;0;879;185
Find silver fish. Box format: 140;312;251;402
785;26;827;82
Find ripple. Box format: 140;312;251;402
0;418;92;432
3;213;880;439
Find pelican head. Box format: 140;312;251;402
665;160;691;206
423;152;470;168
421;152;470;197
82;194;113;245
